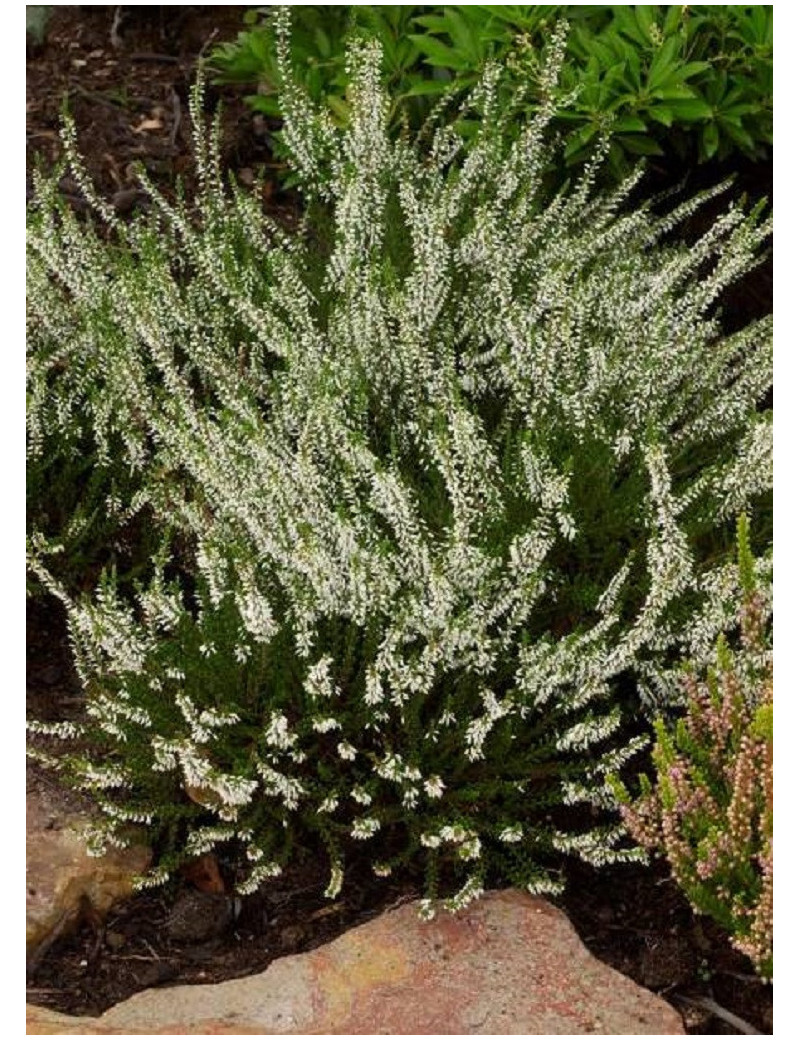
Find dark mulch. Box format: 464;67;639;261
27;7;773;1036
26;5;294;216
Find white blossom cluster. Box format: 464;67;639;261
26;19;771;908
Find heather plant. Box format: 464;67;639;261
26;16;772;910
615;516;772;980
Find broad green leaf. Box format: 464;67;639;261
613;114;649;132
618;133;663;156
407;35;468;70
651;85;696;101
412;15;451;33
608;138;626;171
563;124;599;160
626;45;643;89
245;94;280;117
646;105;674;127
666;97;714;121
326;94;351;123
313;28;331;60
580;37;618;69
402;80;451;97
702;73;728;107
647;37;680;90
555;110;590;123
669;60;711;83
663;6;685;37
634;5;659;45
613;5;650;47
442;7;483;63
702;120;720;160
719;102;761;118
721;121;756;152
750;5;767;42
248;31;270;68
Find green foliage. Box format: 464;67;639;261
26;6;52;46
27;27;771;912
26;435;163;601
210;5;772;181
617;516;773;980
559;5;772;170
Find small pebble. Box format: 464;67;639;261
166;891;235;943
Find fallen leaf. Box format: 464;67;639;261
133;118;163;133
180;854;226;894
184;783;224;810
308;903;344;921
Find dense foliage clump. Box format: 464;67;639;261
27;17;772;911
616;516;772;980
212;5;773;178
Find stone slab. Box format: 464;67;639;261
27;787;151;957
27;890;685;1034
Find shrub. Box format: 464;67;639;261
26;6;52;47
26;18;772;910
615;515;772;980
210;5;773;180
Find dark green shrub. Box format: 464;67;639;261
210;5;772;181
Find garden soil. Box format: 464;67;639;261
26;7;773;1035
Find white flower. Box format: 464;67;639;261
312;716;341;734
351;816;380;840
325;862;344;900
337;741;357;761
419;898;436;921
444;875;484;912
458;835;482;860
306;656;338;700
351;786;372;805
265;711;297;750
440;825;467;844
236;587;277;643
237;860;282;895
424;775;445;799
402;788;419;808
364;668;384;705
234;643;252;663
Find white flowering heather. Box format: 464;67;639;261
27;18;771;906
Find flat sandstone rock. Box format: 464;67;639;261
27;787;151;958
26;889;684;1034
